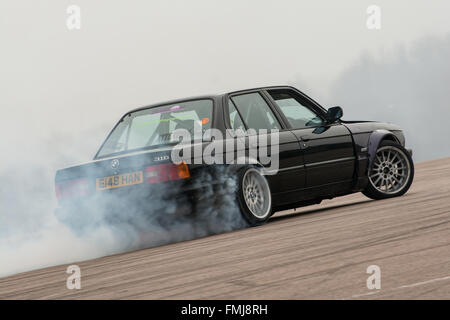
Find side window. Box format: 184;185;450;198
230;92;281;130
268;90;324;128
228;99;246;131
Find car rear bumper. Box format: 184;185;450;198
54;179;227;232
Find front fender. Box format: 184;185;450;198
367;130;400;170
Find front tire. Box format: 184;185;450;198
237;167;272;226
363;140;414;200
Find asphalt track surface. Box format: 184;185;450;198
1;158;449;299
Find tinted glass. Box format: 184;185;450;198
97;99;213;158
231;92;281;130
228;99;246;131
269;91;323;128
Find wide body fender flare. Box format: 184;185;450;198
367;129;400;170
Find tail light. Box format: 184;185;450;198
55;178;89;200
144;162;190;184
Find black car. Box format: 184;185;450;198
55;86;414;228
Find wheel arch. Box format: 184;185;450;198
228;156;265;171
368;130;400;170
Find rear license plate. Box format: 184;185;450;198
96;171;143;190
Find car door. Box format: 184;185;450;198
225;90;306;193
265;88;355;187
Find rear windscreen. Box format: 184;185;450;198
96;99;213;158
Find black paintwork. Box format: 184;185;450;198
55;85;410;212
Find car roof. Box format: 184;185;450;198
126;85;296;114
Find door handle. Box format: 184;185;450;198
301;136;311;142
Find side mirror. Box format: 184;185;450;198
326;106;343;123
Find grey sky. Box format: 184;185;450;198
0;0;449;163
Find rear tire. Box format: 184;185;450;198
237;167;272;226
363;140;414;200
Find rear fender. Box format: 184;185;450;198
228;156;264;173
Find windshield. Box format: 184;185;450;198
96;99;213;158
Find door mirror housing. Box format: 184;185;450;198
326;106;343;123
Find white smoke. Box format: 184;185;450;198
0;134;247;277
